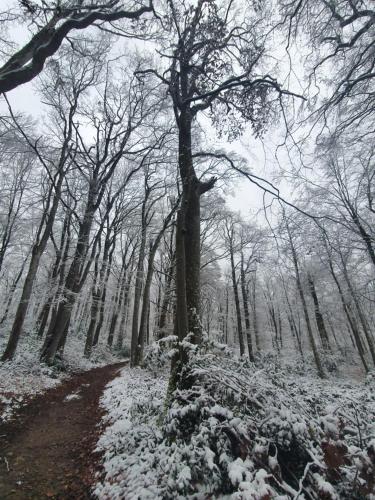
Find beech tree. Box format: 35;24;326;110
136;0;301;388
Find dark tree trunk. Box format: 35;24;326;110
340;258;375;366
107;266;127;347
240;252;254;361
0;256;28;327
286;223;325;378
2;177;63;361
130;209;147;366
177;109;202;343
84;249;101;358
157;251;175;338
230;248;245;356
324;241;369;372
40;185;97;365
116;272;132;351
136;247;157;364
37;211;71;338
136;208;176;365
92;242;114;348
307;273;331;351
251;276;260;351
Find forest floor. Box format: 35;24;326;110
0;361;127;499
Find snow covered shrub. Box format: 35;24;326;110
96;344;375;499
142;336;178;373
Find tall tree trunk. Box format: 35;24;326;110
116;272;132;351
230;247;245;356
169;207;189;392
307;272;331;351
107;266;126;347
340;257;375;366
136;209;176;365
251;277;260;351
36;211;71;338
2;176;63;361
157;251;175;339
240;252;254;361
281;277;303;358
84;247;102;357
40;183;97;364
136;246;158;365
92;241;114;348
130;211;147;366
0;255;28;328
177;110;201;343
324;238;369;372
286;222;325;378
224;286;229;344
172;106;215;390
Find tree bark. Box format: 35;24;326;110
130;204;147;366
240;252;254;361
307;273;331;351
286;222;325;378
40;183;97;364
340;257;375;366
2;176;63;361
229;246;245;356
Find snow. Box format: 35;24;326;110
64;391;81;401
94;366;168;499
94;345;375;499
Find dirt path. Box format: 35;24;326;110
0;361;127;499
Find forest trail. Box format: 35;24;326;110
0;361;127;499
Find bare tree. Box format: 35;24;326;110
0;0;152;94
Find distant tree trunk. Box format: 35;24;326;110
325;316;340;348
0;255;28;327
84;247;102;357
107;266;126;347
340;257;375;366
136;209;177;365
251;276;260;351
40;182;97;365
130;201;147;366
92;239;115;348
286;222;325;378
240;252;254;361
265;293;281;353
224;286;229;344
116;272;132;351
324;240;369;372
157;252;175;339
136;243;159;364
281;277;303;358
229;247;245;356
307;272;331;351
36;211;71;338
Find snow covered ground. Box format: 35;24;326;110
94;366;168;499
94;347;375;499
0;333;122;422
